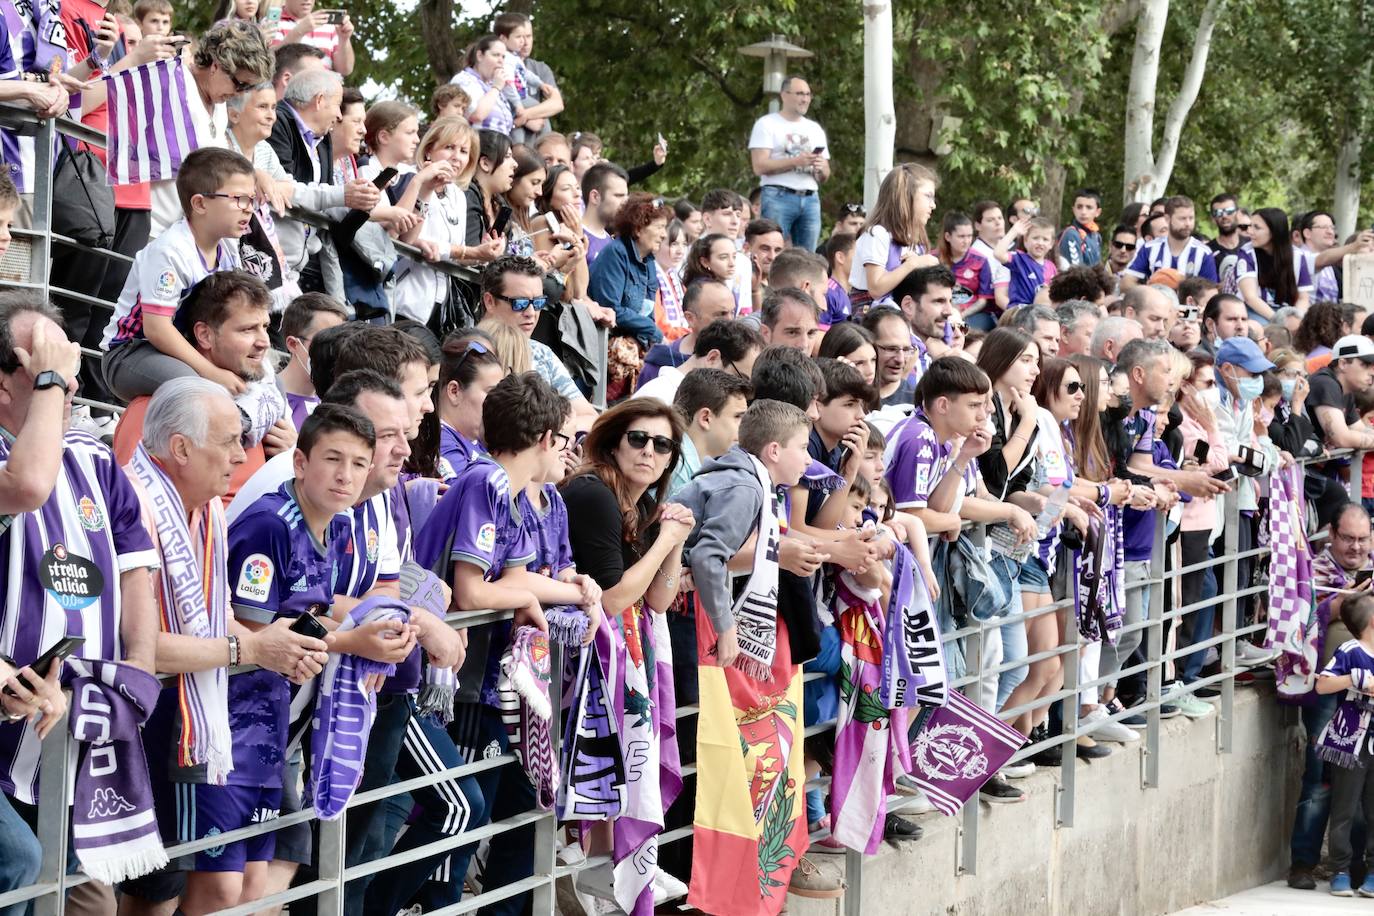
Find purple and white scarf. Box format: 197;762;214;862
310;597;406;819
1266;464;1312;658
904;690;1027;816
498;625;559;809
881;542;947;709
546;604;591;647
1076;506;1125;643
557;613;627;821
65;658;168;883
126;444;233;783
399;562;457;724
1317;666;1374;768
237;362;289;448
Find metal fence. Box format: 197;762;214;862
0;104;1334;916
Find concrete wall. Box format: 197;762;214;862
791;686;1304;916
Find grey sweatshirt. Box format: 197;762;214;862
675;446;768;635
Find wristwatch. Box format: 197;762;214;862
32;370;66;391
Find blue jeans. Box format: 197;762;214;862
0;792;41;916
1292;694;1339;867
996;592;1029;710
759;185;821;252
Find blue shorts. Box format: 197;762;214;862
176;783;281;873
1017;555;1051;594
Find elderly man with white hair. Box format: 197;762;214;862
1090;315;1144;366
267;66;380;292
117;376;330;915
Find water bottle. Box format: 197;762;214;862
1034;480;1073;539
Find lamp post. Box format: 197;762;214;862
738;35;813;113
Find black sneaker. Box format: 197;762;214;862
1288;864;1317;890
884;813;923;842
1075;737;1112;760
1107;699;1147;727
1195;686;1221;699
979;776;1025;804
1158;702;1182;719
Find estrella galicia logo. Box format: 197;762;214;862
39;544;104;611
87;787;134;818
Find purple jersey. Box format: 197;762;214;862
1123;236;1218;282
224;482;374;788
285;391;318;432
438;421;482;483
522;484;575;579
884;409;957;512
0;432;159;804
823;277;852;325
1007;251;1056;307
585;228;612;266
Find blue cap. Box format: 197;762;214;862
1214;337;1275;374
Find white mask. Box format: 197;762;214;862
1198;387;1222;411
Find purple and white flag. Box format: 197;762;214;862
904;690;1026;816
66;658;168;883
880;542;947;709
1266;463;1312;656
103;57;203;186
557;614;627;822
310;597;406;819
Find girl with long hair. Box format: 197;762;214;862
817;322;878;386
848;162;940;308
463;129;517;265
681;233;738;288
1236;207;1312;321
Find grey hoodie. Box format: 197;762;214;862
675;445;770;636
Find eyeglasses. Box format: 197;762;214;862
724;358;747;379
624;429;677;456
204;192;254;211
1064;381;1084;395
552;431;572;452
876;343;916;358
949;322;967;333
492;293;549;312
1110;239;1136;251
1237;223;1252;231
1211;206;1238;218
1335;530;1373;545
221;66;257;93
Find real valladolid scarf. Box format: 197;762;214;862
310;597;406;819
126;443;233;783
905;690;1027;816
1317;663;1374;768
881;542;948;709
730;455;782;680
498;625;559;810
1267;464;1318;699
399;562;457;723
65;658;169;883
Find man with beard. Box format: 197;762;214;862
893;264;957;384
112;272;295;501
1208;193;1246;260
1120;196;1218;288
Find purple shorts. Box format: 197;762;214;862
176;783;282;873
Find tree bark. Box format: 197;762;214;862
419;0;464;84
1334;121;1363;242
862;0;895;210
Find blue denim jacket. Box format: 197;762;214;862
587;236;662;346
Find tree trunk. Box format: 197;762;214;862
419;0;464;84
1121;0;1223;204
862;0;895;211
1334;122;1363;242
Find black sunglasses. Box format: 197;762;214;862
1111;239;1136;251
1065;381;1084;395
492;293;549;312
1211;206;1238;218
624;429;677;456
841;203;866;216
1237;223;1252;231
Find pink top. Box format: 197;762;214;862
1178;411;1229;532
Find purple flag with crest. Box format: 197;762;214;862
904;690;1026;816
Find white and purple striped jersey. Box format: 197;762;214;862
0;431;159;804
1123;235;1218;282
1233;243;1315;306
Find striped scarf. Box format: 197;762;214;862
125;444;232;783
1266;463;1312;661
498;625;558;809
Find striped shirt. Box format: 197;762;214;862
0;431;159;804
1233;243;1315;306
270;14;341;68
1123;236;1218;282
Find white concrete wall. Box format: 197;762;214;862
792;687;1303;916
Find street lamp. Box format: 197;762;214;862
738;35;813;113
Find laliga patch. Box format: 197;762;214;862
366;528;379;563
154;269;178;299
476;523;496;553
40;543;104;611
77;495;105;532
236;554;273;602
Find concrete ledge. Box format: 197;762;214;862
790;686;1304;916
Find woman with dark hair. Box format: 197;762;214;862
502;144;547;256
1120;201;1146;237
1237;207;1311;321
817;322;877;386
588;192;673;351
939;211;997;330
675;198;703;243
453;34;516;135
464;130;517;264
654;219;690;341
1293;300;1346;372
681;233;738;288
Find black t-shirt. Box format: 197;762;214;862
1306;366;1356;446
560;473;654;591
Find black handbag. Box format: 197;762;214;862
425;272;481;339
51;136;114;249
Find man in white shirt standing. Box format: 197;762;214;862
749;76;830;253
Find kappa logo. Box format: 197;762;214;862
476;523;496;553
87;787;135;818
77;496;105;532
912;723;989;783
236;554;273;602
482;739;502;760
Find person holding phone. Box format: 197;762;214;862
269;0;355;75
748;76;830;253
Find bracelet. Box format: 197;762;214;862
657;567;677;590
227;635;240;667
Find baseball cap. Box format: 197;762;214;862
1214;337;1275;374
1332;334;1374;364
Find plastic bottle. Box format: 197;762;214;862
1034;480;1073;538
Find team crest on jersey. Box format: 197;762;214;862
476;523;496;553
155;269;178;299
366;528;379;563
77;496;105;531
236;554;273;602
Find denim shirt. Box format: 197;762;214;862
587;235;662;346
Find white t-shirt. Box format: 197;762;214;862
850;225;917;306
392;186;468;324
632;365;684;405
747;112;829;192
150;89;228;240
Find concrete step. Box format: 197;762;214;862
1173;879;1368;914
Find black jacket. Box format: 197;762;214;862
267;100;334;186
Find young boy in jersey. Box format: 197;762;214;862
181;405;414;916
101;147;256;403
995;216;1058;308
1056;188;1103;269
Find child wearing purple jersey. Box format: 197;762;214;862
995;216;1058;308
182;406;416;915
434;332;504;482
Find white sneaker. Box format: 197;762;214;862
1082;705;1140;743
1001;760;1036;779
70;405;117;441
653;870;689;903
1236;641;1280;665
1204;647;1219;667
574;862;617;902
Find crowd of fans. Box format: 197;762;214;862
0;3;1372;915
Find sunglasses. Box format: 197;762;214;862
449;338;491;370
1237;223;1252;231
492;293;549;312
1211;206;1238;218
1064;381;1084;395
624;429;677;456
1111;239;1136;251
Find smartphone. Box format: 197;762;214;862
1237;445;1264;477
835;445;851;471
168;36;191;52
372;166;398;190
1357;569;1374;588
1192;439;1210;464
321;9;346;24
545;211;561;236
1181;306;1199;322
1212;466;1238;483
812;146;825;155
491;205;513;237
657;133;668;153
2;635;83;696
289;613;329;640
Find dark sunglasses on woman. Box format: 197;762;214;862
625;429;677;456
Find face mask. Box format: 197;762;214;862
1281;378;1296;400
1235;377;1264;402
1259;406;1275;425
1199;387;1222;411
295;348;311;376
